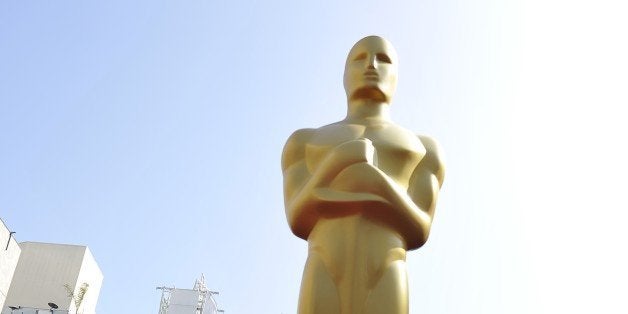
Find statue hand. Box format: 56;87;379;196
326;138;377;169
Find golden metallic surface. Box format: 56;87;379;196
282;36;445;314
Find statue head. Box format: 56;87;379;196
343;36;399;103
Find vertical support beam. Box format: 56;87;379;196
5;231;15;250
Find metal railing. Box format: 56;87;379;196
2;306;70;314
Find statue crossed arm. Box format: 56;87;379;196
281;36;445;314
282;132;444;250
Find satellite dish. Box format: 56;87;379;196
48;302;59;309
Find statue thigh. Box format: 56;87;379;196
298;252;408;314
364;260;408;314
298;252;341;314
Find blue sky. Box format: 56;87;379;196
1;1;627;313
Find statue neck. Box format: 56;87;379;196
345;99;391;123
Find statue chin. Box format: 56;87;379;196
350;86;389;102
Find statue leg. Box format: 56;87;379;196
298;252;341;314
364;259;408;314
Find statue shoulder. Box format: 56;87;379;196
417;135;445;186
287;128;316;143
282;128;316;171
418;135;442;153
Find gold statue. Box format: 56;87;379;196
282;36;445;314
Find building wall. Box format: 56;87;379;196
71;247;103;314
3;242;102;314
0;219;21;311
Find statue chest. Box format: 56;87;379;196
306;123;426;187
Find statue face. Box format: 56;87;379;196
344;36;399;102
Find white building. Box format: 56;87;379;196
0;219;21;311
2;242;103;314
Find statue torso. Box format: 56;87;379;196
303;120;428;276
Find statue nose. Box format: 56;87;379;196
367;55;377;69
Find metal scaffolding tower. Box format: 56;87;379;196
156;275;223;314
